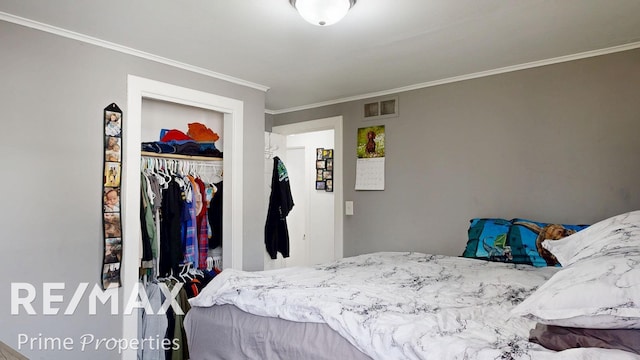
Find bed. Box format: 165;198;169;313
185;211;640;359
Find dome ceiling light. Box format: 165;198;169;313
289;0;357;26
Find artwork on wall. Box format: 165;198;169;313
355;125;385;191
102;103;122;290
315;148;334;192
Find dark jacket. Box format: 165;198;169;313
265;156;294;259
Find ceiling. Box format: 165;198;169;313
2;0;639;113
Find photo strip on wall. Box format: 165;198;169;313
102;103;123;290
315;148;334;192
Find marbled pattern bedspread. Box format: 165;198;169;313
190;252;638;359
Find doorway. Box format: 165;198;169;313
265;116;343;269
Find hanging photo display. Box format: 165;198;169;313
102;103;123;289
315;148;334;192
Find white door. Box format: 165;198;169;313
284;147;308;267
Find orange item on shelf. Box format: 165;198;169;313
188;122;220;142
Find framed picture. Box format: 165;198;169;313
322;149;333;159
325;179;333;192
316;169;324;181
326;158;333;170
315;181;326;190
323;170;333;180
316;148;324;160
316;160;326;169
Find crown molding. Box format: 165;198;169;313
267;41;640;114
0;11;270;93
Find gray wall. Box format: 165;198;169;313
0;21;266;359
273;49;640;258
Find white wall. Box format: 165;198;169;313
141;99;224;150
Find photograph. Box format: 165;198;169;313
102;262;120;289
105;136;121;162
357;125;386;158
103;187;120;213
315;181;326;190
325;179;333;192
323;170;333;180
104;238;122;263
104;111;122;137
322;149;333;159
104;212;122;238
326;158;333;170
316;148;324;160
104;162;121;187
316;160;326;169
317;169;324;181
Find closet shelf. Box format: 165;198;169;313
141;151;222;161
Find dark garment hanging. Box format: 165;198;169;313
207;181;223;249
140;195;153;262
159;179;185;277
265;156;294;259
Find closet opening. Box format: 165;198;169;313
122;75;244;360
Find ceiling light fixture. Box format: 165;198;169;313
290;0;357;26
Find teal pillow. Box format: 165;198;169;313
462;218;512;262
509;219;590;267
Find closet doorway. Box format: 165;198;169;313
122;75;244;360
265;116;344;269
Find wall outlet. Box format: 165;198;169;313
345;201;354;216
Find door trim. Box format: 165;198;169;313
272;116;344;260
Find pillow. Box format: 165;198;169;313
508;219;589;267
529;323;640;355
511;255;640;329
542;210;640;266
462;218;511;262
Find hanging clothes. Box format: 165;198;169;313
265;156;294;259
160;178;185;276
207;181;223;250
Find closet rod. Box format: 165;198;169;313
140;151;222;161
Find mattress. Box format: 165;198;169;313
187;252;640;359
185;304;371;359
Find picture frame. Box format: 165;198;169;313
316;148;324;160
315;181;326;190
325;179;333;192
316;169;324;181
323;170;332;180
322;149;333;159
316;160;326;169
326;158;333;170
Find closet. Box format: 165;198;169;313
123;75;246;360
137;99;224;360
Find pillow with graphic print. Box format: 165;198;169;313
462;218;512;262
511;254;640;329
507;219;589;267
542;210;640;266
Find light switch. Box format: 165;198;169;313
345;201;354;216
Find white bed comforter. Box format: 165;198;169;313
189;252;639;360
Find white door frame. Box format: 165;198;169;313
122;75;244;360
272;116;344;260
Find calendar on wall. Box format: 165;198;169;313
355;125;385;191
